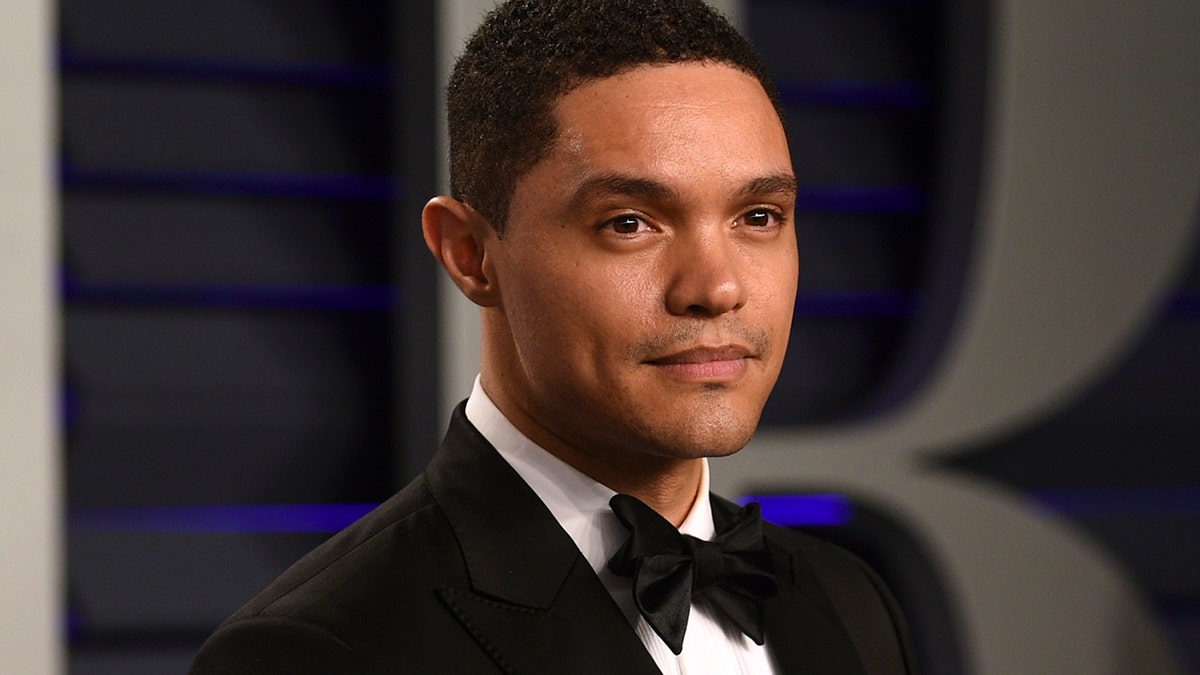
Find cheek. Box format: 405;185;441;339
584;265;665;359
540;255;659;332
755;250;799;354
501;254;618;360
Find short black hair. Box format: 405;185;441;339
446;0;781;233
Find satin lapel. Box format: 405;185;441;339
437;558;660;674
427;405;659;674
711;496;867;674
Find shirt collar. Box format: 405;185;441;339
464;376;715;576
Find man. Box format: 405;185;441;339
190;1;914;672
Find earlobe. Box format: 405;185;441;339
421;196;501;307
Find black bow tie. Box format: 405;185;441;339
606;493;778;655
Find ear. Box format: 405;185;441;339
421;196;500;307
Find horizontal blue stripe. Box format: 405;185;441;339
795;184;925;214
71;488;1199;533
1032;487;1200;518
61;381;80;431
1156;596;1200;620
61;163;395;201
778;80;929;109
70;497;851;534
62;278;398;312
1166;292;1200;319
69;503;378;533
65;608;83;642
59;49;392;89
737;494;854;527
794;290;914;318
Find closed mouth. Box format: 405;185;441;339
647;345;754;365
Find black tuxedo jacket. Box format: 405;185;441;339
190;405;914;674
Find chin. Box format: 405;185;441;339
641;408;761;460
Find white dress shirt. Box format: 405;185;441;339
465;377;778;675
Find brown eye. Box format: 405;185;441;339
742;209;776;227
606;215;646;234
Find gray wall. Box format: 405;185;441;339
0;1;60;673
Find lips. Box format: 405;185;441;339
647;345;754;381
648;345;752;365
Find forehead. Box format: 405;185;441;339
547;62;791;182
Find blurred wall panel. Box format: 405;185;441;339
1;1;60;673
58;1;437;672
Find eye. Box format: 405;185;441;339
602;214;651;235
737;208;783;228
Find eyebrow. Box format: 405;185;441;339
738;173;798;200
569;173;678;208
568;171;798;209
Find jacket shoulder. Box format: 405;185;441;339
241;476;456;616
764;521;917;674
190;476;488;672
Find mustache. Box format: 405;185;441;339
626;319;771;361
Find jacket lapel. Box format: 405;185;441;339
426;406;660;674
712;496;867;674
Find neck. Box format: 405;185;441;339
514;413;704;527
571;453;704;527
478;367;704;527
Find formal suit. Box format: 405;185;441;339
190;404;914;674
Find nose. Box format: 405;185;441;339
664;229;748;317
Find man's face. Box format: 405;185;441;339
481;62;797;474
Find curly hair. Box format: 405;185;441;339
446;0;781;234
